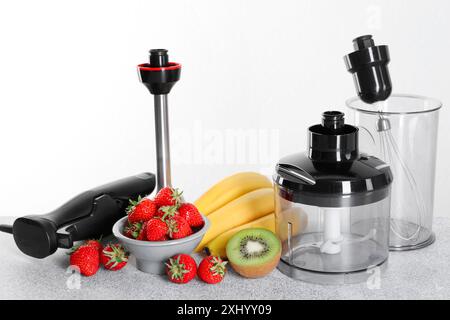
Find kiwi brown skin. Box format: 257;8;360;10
229;248;281;278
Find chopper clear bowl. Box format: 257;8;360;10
346;94;442;251
274;184;391;285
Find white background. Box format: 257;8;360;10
0;0;448;218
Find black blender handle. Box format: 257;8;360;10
41;173;155;228
11;173;156;259
57;194;125;248
39;190;98;229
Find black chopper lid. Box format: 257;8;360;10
344;35;392;104
274;111;393;207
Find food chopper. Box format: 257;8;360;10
274;111;393;284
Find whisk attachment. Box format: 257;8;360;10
376;117;391;132
375;109;426;243
345;36;436;250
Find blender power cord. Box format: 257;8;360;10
0;224;13;234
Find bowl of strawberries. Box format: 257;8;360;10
112;187;209;274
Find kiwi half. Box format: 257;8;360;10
226;228;281;278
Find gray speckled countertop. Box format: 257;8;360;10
1;216;449;300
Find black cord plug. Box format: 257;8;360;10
0;224;13;234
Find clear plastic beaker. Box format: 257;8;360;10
347;94;442;250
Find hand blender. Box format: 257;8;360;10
0;173;156;258
0;49;180;259
137;49;181;191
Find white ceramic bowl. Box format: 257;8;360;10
112;215;209;274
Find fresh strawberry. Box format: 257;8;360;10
156;205;179;220
85;239;103;254
124;226;134;239
146;217;169;241
197;256;227;284
124;221;141;239
135;222;147;240
178;203;204;228
101;244;129;271
165;254;197;284
154;187;182;207
127;196;157;224
124;221;147;240
69;239;103;256
167;215;192;240
69;245;100;277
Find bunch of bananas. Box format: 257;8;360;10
194;172;275;258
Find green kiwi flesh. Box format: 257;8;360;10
226;228;281;278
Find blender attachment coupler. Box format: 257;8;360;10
138;49;181;191
344;35;392;104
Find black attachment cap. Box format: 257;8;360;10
150;49;169;67
308;111;359;171
344;35;392;103
138;49;181;95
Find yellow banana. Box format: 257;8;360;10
194;172;272;216
205;213;275;258
195;188;274;252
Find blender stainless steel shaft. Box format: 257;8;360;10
138;49;181;191
154;94;172;189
